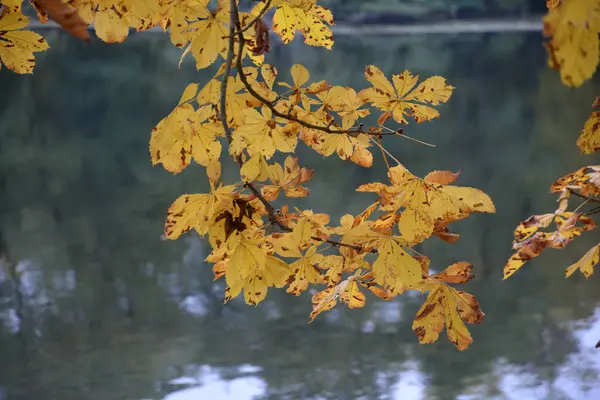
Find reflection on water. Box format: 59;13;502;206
0;30;599;400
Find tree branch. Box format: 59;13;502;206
568;188;600;205
235;0;272;35
219;0;238;143
217;0;365;254
232;18;391;138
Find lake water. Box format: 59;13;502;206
1;30;600;400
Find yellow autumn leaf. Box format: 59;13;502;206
372;236;423;293
299;129;373;167
358;65;454;124
271;0;334;49
565;243;600;279
552;165;600;196
261;156;313;201
206;229;292;305
412;284;483;351
94;4;130;43
543;0;600;87
577;98;600;154
240;153;270;183
309;276;366;322
164;165;238;239
285;245;326;295
150;88;223;173
357;166;495;244
0;5;49;74
0;0;22;6
233;106;298;159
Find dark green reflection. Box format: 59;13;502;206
0;30;599;400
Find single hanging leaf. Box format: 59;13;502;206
261;156;313;201
94;4;130;43
32;0;90;41
543;0;600;87
0;5;49;74
412;284;483;351
565;243;600;279
577;97;600;154
359;65;454;124
271;0;334;49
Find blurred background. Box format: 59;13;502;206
1;1;600;399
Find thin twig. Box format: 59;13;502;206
219;0;238;143
235;0;272;35
369;136;406;169
379;124;436;147
568;188;600;205
216;2;365;254
233;31;385;138
376;136;390;170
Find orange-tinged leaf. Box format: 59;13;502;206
432;262;474;284
504;213;596;279
424;170;460;185
261;156;313;200
359;65;454;125
412;284;482;351
33;0;90;41
565;243;600;279
358;166;495;244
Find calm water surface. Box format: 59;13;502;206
1;31;600;400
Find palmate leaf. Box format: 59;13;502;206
413;262;483;351
0;5;49;74
358;65;454;125
266;0;334;49
357;166;496;245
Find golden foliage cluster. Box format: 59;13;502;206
142;0;496;351
8;0;599;351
